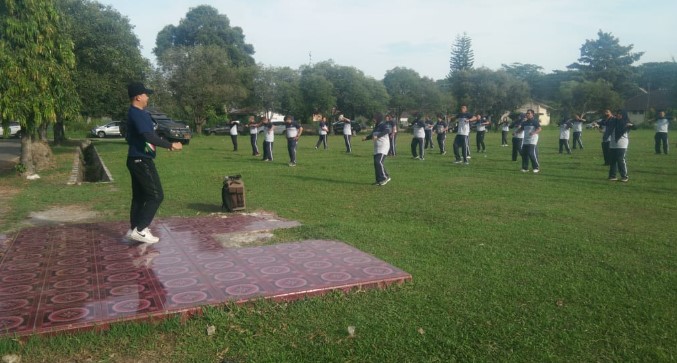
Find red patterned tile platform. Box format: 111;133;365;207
0;214;411;337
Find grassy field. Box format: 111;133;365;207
0;128;675;362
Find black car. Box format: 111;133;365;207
148;110;193;144
203;124;231;135
332;120;362;135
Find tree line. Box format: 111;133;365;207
1;1;676;175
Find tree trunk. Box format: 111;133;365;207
19;134;35;175
19;134;54;177
54;120;65;145
38;123;48;142
195;117;206;135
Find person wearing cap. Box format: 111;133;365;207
125;82;182;244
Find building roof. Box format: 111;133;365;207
624;90;672;111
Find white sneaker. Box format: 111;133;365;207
533;169;540;174
130;227;159;244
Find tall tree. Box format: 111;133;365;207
459;68;530;121
299;71;336;120
154;5;255;67
558;80;622;117
0;0;81;176
56;0;150;121
568;30;643;97
307;61;388;121
383;67;424;123
502;63;544;99
635;61;677;106
158;45;249;134
448;32;474;77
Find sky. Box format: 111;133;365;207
100;0;676;80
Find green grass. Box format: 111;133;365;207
1;129;675;362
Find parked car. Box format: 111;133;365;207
5;121;22;138
332;120;362;135
203;124;231;136
90;121;123;138
272;121;286;135
148;111;193;144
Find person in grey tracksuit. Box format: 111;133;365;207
363;113;392;186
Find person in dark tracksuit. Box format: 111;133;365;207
572;114;585;149
363;112;392;186
653;111;669;155
605;110;634;182
261;117;274;161
424;116;435;149
598;109;614;166
284;115;303;166
558;118;573;154
125;82;183;244
387;114;398;156
248;116;260;156
517;109;542;173
510;114;525;161
315;116;329;149
475;113;490;153
229;120;239;151
339;115;352;153
410;116;426;160
499;118;510;146
434;114;448;154
452;105;479;164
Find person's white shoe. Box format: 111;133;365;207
533;169;540;174
130;227;159;244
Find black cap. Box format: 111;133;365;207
128;82;154;98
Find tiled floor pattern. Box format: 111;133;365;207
0;214;411;337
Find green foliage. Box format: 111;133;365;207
55;0;151;120
383;67;446;119
158;45;250;134
13;162;26;174
449;68;530;119
154;5;255;67
568;30;643;97
0;0;81;136
306;61;389;120
448;32;474;76
299;71;336;119
559;79;622;115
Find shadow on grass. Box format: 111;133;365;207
187;203;223;213
289;174;364;185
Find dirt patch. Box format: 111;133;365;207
27;205;100;226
